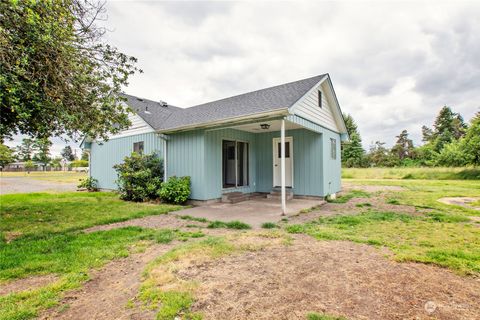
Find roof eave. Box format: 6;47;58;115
157;108;291;134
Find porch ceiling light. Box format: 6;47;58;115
260;123;270;130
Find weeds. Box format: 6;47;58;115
261;222;278;229
327;190;370;204
207;220;251;230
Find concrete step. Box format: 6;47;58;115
267;189;294;200
222;192;249;204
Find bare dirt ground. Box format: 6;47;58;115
438;197;480;210
83;214;201;233
40;243;176;320
181;235;480;320
0;275;58;296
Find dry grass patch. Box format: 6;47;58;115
139;231;290;319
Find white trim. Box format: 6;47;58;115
221;138;250;189
159;109;290;133
272;136;294;188
281;120;286;215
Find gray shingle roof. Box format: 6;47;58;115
124;74;326;131
120;93;181;129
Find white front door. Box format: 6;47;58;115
273;137;293;187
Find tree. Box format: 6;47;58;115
366;141;396;167
391;129;414;161
81;150;89;161
51;156;63;169
430;106;467;151
32;138;52;170
24;160;35;173
16;138;35;161
61;146;76;161
459;112;480;165
341;113;366;167
0;0;141;141
421;125;434;142
0;143;15;168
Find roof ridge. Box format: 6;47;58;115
186;74;326;110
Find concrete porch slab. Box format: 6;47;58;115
172;198;325;228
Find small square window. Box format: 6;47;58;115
133;141;144;154
330;138;336;160
318;90;322;108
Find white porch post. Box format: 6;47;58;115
281;119;286;215
163;137;168;182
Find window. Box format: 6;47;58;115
277;141;290;158
222;140;249;188
330;138;336;159
318;90;322;108
133;141;144;154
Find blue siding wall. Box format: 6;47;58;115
203;128;257;199
255;129;324;196
322;128;342;195
167;131;206;200
90;133;164;189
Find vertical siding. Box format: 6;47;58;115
167;130;206;200
203;128;257;199
90;132;164;189
322;129;342;195
290;82;340;133
255;128;324;197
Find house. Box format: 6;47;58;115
81;74;348;212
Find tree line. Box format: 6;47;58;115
0;138;89;170
342;106;480;167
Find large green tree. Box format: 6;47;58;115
16;138;35;161
391;129;414;161
32;138;52;170
0;0;141;141
0;143;15;168
460;112;480;165
426;106;467;151
341;113;365;167
61;145;75;161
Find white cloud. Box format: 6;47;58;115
7;0;480;153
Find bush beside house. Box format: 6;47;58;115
112;152;191;204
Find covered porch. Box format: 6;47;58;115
199;115;334;214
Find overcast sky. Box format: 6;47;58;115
7;0;480;155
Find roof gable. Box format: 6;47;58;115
288;74;348;134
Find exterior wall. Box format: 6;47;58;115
166;130;206;200
256;128;324;197
203;128;257;200
90;132;164;189
107;113;155;139
322;128;342;195
289;81;340;133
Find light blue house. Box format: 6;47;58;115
82;74;348;210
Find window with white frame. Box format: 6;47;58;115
133;141;144;154
222;140;249;188
330;138;336;159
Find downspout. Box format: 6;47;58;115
158;134;168;182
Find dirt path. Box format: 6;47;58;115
180;235;480;320
39;243;175;320
0;177;77;194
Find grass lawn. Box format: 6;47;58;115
342;166;480;180
288;177;480;275
0;192;185;320
0;171;87;183
0;192;182;239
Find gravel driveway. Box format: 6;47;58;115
0;177;77;194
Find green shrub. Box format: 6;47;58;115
70;159;89;168
77;177;99;191
114;153;164;202
207;220;251;230
261;222;278;229
158;176;191;204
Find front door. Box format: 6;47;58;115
273;137;293;187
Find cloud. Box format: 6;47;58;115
8;1;480;153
